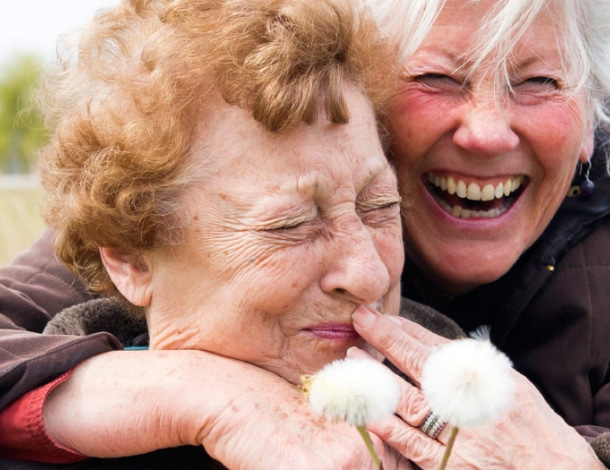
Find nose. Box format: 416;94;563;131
320;217;392;305
452;98;519;157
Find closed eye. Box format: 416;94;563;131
412;73;463;90
358;200;401;225
510;76;561;104
264;216;315;232
511;76;563;99
513;76;559;90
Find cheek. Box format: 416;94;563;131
521;100;589;166
236;245;321;313
373;225;404;282
388;89;456;166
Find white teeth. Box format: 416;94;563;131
427;173;525;220
466;183;481;200
428;173;524;202
481;184;495;201
434;195;506;219
456;180;467;198
512;177;521;191
447;177;457;195
494;183;504;199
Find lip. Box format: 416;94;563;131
304;323;361;341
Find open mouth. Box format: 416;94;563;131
426;172;528;219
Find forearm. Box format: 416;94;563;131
43;348;400;469
43;349;234;456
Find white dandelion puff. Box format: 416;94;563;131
305;357;400;427
421;337;514;429
303;357;400;470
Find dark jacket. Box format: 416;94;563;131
402;173;610;465
0;230;120;410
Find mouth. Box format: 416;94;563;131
425;172;528;219
304;323;361;342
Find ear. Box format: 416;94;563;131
578;117;595;164
99;247;153;307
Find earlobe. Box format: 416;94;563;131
99;247;153;307
578;119;595;164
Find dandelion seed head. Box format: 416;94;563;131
305;357;400;427
421;338;514;428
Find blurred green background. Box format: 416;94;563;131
0;177;46;266
0;55;48;266
1;1;120;266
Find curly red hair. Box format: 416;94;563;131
39;0;397;298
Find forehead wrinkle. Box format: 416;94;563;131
298;159;392;199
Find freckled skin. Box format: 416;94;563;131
132;88;404;384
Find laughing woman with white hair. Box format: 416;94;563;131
355;0;610;468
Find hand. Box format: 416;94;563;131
199;366;415;470
44;348;414;469
352;306;605;469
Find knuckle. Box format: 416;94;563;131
401;388;428;422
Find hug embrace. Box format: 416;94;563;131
1;0;610;468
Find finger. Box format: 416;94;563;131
346;345;376;360
368;415;443;470
392;377;452;446
390;313;454;346
353;306;433;381
394;375;430;427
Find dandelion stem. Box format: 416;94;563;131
356;425;382;470
439;426;459;470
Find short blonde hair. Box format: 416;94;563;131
40;0;397;297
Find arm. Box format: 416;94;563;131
353;306;606;469
43;348;413;470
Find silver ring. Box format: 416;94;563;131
418;411;447;439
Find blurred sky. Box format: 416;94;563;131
0;0;120;66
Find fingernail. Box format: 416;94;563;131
352;305;377;329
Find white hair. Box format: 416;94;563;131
361;0;445;64
364;0;610;128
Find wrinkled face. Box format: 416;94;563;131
143;89;403;384
389;0;594;295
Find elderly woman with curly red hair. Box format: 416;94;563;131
0;0;421;467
